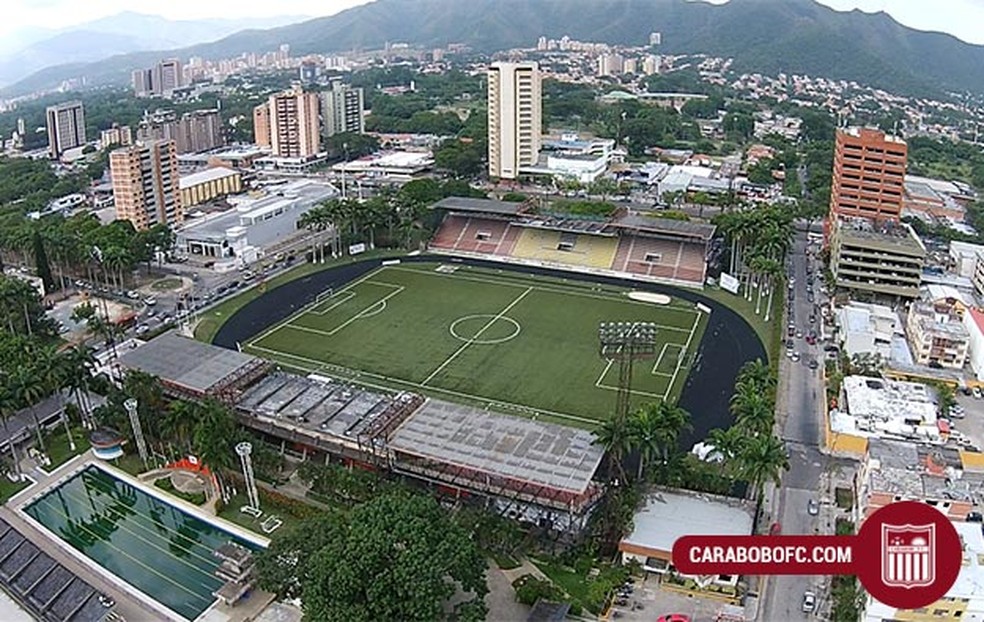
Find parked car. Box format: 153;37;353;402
769;522;782;536
135;324;150;336
143;297;157;306
974;388;982;399
808;499;820;515
802;591;817;613
791;352;801;362
809;359;819;370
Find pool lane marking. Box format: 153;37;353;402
27;494;215;606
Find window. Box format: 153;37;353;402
557;242;574;252
476;231;491;241
644;253;662;263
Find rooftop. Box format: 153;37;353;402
837;375;941;443
236;371;416;442
619;489;753;556
613;213;716;242
909;302;969;340
179;166;240;190
836;219;926;256
118;332;266;395
389;399;604;495
0;518;114;622
430;196;529;216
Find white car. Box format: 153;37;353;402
974;388;982;399
802;591;816;613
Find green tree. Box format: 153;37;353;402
258;493;488;622
593;417;633;484
738;434;789;508
628;402;691;480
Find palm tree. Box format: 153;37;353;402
34;345;74;451
164;400;199;453
61;344;97;429
732;392;774;438
628;402;691;480
0;383;23;478
9;365;47;454
738;434;790;509
593;417;633;484
738;359;774;393
706;427;746;475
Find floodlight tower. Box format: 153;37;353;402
236;442;260;513
598;322;658;423
124;398;148;466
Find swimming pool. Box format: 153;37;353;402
24;464;262;620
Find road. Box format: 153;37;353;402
759;229;836;621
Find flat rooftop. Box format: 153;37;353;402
620;489;753;555
179;166;240;189
389;400;604;494
118;332;264;395
430;196;528;216
613;213;716;241
0;518;113;622
236;371;414;441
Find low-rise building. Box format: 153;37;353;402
949;241;984;279
854;439;981;524
905;301;969;369
179;167;242;208
331;150;433;181
618;488;753;590
519;134;616;184
862;520;984;621
830;218;925;299
834;301;902;360
831;376;943;444
964;309;984;383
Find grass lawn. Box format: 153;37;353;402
246;262;706;427
218;490;322;536
530;558;628;615
45;426;91;470
194;250;401;343
111;454;148;477
0;478;30;504
149;277;184;291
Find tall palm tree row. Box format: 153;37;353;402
593;401;693;484
709;358;789;509
714;204;794;321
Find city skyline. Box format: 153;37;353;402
5;0;984;45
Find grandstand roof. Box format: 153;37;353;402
118;331;264;395
389;400;604;494
613;213;716;242
431;196;528;216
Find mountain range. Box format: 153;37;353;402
5;0;984;98
0;12;310;88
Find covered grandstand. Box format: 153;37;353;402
429;197;714;287
117;333;606;533
117;331;271;402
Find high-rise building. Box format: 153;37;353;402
320;83;365;138
100;124;132;149
266;88;321;158
136;109;224;154
158;59;183;93
253;104;271;148
649;32;662;46
487;62;541;180
830;127;907;222
45;100;86;159
132;68;155;97
110;140;183;230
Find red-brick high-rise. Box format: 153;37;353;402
829;127;907;222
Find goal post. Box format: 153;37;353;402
315;288;334;305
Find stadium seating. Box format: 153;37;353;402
494;224;522;256
431;215;469;250
510;228;618;268
613;235;705;284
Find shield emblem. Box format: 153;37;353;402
882;523;936;588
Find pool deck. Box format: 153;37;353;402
4;451;276;622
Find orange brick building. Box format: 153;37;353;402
830;127;907;222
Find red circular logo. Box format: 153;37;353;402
855;501;962;609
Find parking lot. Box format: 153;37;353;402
948;392;984;452
604;575;743;622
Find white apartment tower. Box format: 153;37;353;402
487;61;541;180
45;101;86;159
321;83;365;138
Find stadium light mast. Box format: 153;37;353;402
598;322;658;424
124;398;149;466
236;442;261;514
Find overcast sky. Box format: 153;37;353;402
5;0;984;45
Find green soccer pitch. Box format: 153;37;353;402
245;263;707;427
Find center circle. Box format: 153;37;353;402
449;315;522;345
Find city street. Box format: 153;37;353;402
759;229;845;621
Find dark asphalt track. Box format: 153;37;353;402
213;255;766;442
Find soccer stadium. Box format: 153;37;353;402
245;261;706;427
179;196;765;533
